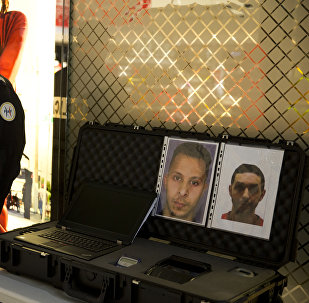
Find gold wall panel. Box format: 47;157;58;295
68;0;308;145
67;1;309;302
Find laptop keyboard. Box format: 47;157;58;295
39;230;117;252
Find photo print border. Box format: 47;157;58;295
209;143;284;240
155;137;219;226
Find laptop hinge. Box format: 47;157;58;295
117;240;123;245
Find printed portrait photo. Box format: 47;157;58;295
155;137;219;226
210;143;284;240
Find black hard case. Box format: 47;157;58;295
0;122;306;303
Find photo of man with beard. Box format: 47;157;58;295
221;164;266;226
156;139;217;225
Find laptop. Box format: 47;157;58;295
15;183;157;260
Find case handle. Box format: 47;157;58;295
63;265;112;303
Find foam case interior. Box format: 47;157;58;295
67;122;306;269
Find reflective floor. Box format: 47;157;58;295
7;209;43;232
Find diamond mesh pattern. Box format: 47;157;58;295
66;0;309;301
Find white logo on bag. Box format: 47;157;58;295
0;102;16;121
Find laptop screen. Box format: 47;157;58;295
60;183;157;244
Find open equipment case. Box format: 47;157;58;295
0;122;306;303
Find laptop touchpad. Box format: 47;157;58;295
42;241;64;248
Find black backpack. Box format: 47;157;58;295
0;75;25;213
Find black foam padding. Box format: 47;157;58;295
67;123;305;268
142;148;304;268
68;125;164;201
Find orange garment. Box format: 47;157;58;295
0;199;8;233
0;10;27;84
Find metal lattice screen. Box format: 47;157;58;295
66;0;309;302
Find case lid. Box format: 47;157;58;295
67;122;306;268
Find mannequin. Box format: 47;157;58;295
0;0;28;86
0;1;27;232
